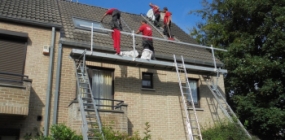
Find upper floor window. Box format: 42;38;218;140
0;29;28;85
142;72;153;89
185;79;200;107
73;18;105;33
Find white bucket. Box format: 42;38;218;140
140;49;153;60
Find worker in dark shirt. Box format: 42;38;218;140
101;8;122;30
136;20;155;60
149;3;160;27
162;7;173;40
101;8;122;54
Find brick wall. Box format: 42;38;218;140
82;60;226;140
0;22;60;139
68;102;128;134
0;80;32;115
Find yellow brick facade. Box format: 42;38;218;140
0;22;60;138
0;22;226;140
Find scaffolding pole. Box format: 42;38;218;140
80;24;227;52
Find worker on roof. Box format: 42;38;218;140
162;7;174;40
149;3;160;27
101;8;122;55
136;20;155;60
101;8;122;30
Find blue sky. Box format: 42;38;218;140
77;0;208;33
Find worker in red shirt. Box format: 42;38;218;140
149;3;160;27
162;7;173;40
101;8;122;30
136;20;155;60
101;8;122;54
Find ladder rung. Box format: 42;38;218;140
83;103;94;106
86;115;96;118
79;82;89;84
81;92;91;95
87;122;98;124
88;137;101;139
77;73;85;75
82;97;92;100
80;87;90;89
88;128;100;131
84;108;95;112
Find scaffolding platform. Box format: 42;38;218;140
70;49;227;75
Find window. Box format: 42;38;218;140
88;68;114;110
0;30;28;85
73;18;105;32
184;79;200;107
142;73;153;89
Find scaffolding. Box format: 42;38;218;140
80;23;226;73
70;22;251;139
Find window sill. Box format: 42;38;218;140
141;88;155;91
187;108;204;111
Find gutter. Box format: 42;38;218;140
52;43;62;125
44;27;56;136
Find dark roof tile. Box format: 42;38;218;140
0;0;61;27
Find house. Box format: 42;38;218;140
0;0;229;139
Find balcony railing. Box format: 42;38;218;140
94;98;125;111
0;71;29;85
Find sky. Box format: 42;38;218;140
77;0;208;33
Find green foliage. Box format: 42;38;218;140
49;124;82;140
96;122;151;140
23;124;82;140
202;120;250;140
191;0;285;139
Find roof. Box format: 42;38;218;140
0;0;62;28
0;0;223;67
58;1;223;67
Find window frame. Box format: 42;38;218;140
186;78;200;108
0;34;28;85
142;72;153;89
72;17;107;33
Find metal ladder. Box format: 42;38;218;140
205;75;252;139
74;50;105;140
173;55;202;140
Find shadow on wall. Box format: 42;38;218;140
128;118;133;135
115;66;179;96
200;76;227;125
115;66;224;122
0;87;44;138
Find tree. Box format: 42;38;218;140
191;0;285;139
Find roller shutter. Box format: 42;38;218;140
0;39;27;83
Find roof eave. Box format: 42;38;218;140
0;16;62;29
70;49;228;75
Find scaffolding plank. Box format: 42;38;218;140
70;49;227;74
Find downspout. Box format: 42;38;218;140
52;43;62;124
44;27;56;136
